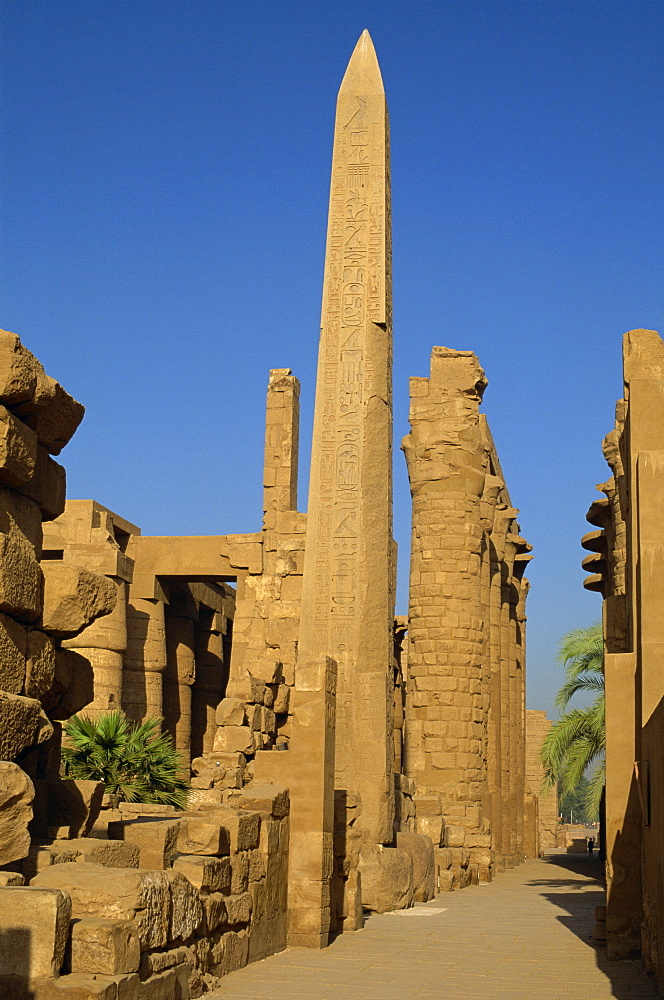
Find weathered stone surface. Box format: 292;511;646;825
0;691;41;759
212;725;254;755
237;782;289;819
249;658;282;684
20;446;66;521
0;330;39;405
69;917;140;975
41;563;116;638
225;892;252;926
0;871;25;886
177;818;229;857
42;648;94;720
65;838;140;869
357;845;413;913
397;832;435;903
415;813;443;847
0;611;27;693
203;892;227;932
30;972;119;999
0;885;71;978
165;869;203;941
214;697;245;727
25;629;57;699
138;944;193;978
107;818;180;870
211;808;260;853
28;369;85;457
0;403;38;488
0;762;34;865
31;863;171;951
0;530;41;622
172;854;231;894
38;779;105;838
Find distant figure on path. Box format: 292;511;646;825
588;836;595;856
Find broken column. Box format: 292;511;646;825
402;346;532;877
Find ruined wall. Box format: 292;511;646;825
582;328;664;985
525;710;559;854
402;346;531;883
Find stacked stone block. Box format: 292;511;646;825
402;347;531;880
1;783;289;997
524;710;559;855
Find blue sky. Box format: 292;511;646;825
2;1;662;718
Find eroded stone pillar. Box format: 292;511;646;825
164;609;196;769
123;597;167;723
62;578;127;716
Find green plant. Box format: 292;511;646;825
62;710;189;808
540;622;605;818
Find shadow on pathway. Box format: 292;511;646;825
531;852;659;999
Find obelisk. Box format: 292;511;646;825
298;30;394;847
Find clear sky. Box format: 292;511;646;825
1;1;662;719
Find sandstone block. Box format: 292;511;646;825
20;445;67;521
0;761;34;865
0;403;37;488
249;659;282;684
31;863;172;951
357;845;413;913
0;885;71;978
177;818;229;857
25;629;57;699
215;928;248;976
30;972;120;999
0;871;25;886
138;944;193;978
38;649;92;722
415;814;443;847
0;330;39;405
397;832;435;903
0;611;27;693
41;564;116;638
66;839;140;869
39;779;105;838
272;684;290;715
165;869;203;941
214;698;245;727
225;892;252;926
203;892;227;932
107;819;180;870
0;691;41;759
69;918;140;975
212;726;253;755
444;824;466;848
237;783;289;819
230;852;249;894
0;531;41;622
172;855;231;894
213;808;260;853
28;370;85;457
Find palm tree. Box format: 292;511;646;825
62;710;189;809
540;622;605;819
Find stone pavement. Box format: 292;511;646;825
209;851;660;1000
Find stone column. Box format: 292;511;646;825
62;578;127;716
402;348;489;850
123;597;167;723
163;609;196;770
191;622;226;758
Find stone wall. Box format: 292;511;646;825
525;710;559;854
402;347;532;881
582;328;664;987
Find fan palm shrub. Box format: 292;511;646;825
62;710;189;808
540;622;605;819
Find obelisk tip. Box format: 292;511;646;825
339;29;384;95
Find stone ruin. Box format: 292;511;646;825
581;328;664;988
0;31;540;1000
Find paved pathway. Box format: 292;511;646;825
209;852;660;1000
